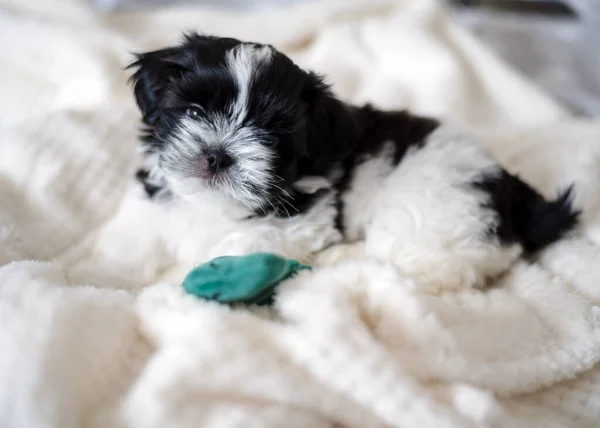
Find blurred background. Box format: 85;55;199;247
91;0;600;116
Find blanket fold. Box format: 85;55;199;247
1;0;599;427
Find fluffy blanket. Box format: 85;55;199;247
1;0;600;427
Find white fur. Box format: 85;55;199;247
341;142;396;241
138;184;341;276
291;176;333;194
150;124;523;293
343;126;522;292
163;116;274;209
226;43;273;124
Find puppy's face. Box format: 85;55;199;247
129;34;352;214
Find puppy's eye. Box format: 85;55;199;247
186;106;202;118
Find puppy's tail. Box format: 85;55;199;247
477;171;580;253
507;174;579;253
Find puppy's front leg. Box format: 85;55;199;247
209;191;342;263
313;242;366;266
206;223;287;256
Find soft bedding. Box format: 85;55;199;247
1;0;600;427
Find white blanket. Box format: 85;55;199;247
1;0;600;427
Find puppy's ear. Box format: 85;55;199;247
301;72;360;171
127;48;189;126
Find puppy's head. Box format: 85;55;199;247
128;33;357;214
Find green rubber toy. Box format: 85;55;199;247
183;252;312;306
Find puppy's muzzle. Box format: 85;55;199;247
199;150;234;178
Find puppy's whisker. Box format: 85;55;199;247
268;202;279;217
275;194;299;214
273;196;292;218
270;184;294;201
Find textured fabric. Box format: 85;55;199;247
1;0;600;427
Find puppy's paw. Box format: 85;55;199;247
314;242;366;266
135;168;172;201
208;226;290;259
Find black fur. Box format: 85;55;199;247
128;33;355;215
128;35;241;127
474;171;579;253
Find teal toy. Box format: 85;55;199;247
183;252;312;306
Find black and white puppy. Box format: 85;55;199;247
129;33;578;292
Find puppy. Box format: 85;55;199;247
128;33;578;292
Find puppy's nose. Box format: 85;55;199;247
205;150;234;172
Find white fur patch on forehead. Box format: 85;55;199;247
226;43;273;124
